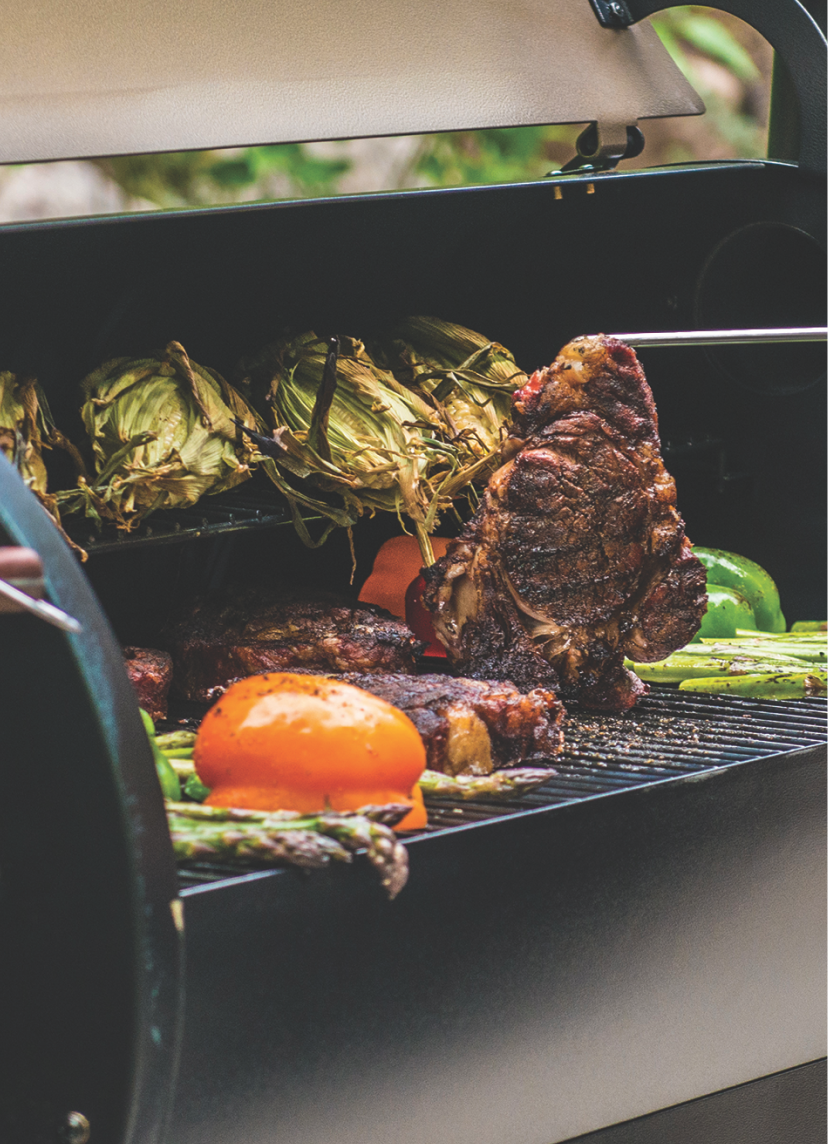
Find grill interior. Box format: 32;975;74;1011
64;480;292;554
177;687;826;889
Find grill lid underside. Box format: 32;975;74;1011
0;0;701;164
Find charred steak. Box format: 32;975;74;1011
330;673;563;775
167;584;424;703
423;335;707;711
124;647;173;721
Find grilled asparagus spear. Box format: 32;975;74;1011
418;768;554;799
678;671;827;699
626;628;827;698
167;756;555;804
166;802;410;898
697;638;825;662
154;731;197;750
625;652;809;683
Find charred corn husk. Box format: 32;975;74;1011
368;316;527;460
0;372;88;557
58;341;262;531
0;373;52;494
238;331;494;563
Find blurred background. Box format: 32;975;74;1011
0;7;776;222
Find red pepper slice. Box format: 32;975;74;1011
405;573;446;658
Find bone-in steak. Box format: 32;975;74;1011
423;335;707;710
167;584;424;703
332;672;563;775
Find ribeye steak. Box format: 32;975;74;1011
324;672;564;775
167;583;423;703
423;335;707;710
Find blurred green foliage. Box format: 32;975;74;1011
655;10;760;82
94;6;771;210
650;8;769;160
99;143;351;209
411;125;581;188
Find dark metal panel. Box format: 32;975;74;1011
170;744;825;1144
566;1058;827;1144
0;457;183;1144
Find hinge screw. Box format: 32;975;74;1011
62;1111;91;1144
592;0;633;27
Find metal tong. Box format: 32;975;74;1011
605;326;827;348
0;577;82;633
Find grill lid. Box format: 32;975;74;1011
0;0;702;164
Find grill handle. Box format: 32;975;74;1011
620;0;827;176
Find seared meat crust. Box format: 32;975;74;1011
335;673;564;775
423;336;707;710
167;584;423;703
124;646;173;721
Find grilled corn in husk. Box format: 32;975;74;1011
1;372;88;556
239;325;524;563
368;316;526;459
1;373;52;494
240;332;501;563
58;341;262;531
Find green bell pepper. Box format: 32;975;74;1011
693;584;758;641
693;547;786;633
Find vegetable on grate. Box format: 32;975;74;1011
1;371;88;556
238;329;518;564
57;340;264;532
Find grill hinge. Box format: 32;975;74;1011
557;120;645;173
588;0;634;28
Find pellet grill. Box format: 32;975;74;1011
0;2;825;1142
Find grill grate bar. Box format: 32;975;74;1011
641;691;826;729
177;687;825;888
64;480;292;554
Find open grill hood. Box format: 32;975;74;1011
0;0;703;164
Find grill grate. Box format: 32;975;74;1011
177;688;825;888
63;481;292;554
421;689;826;829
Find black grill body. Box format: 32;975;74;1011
0;21;826;1142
